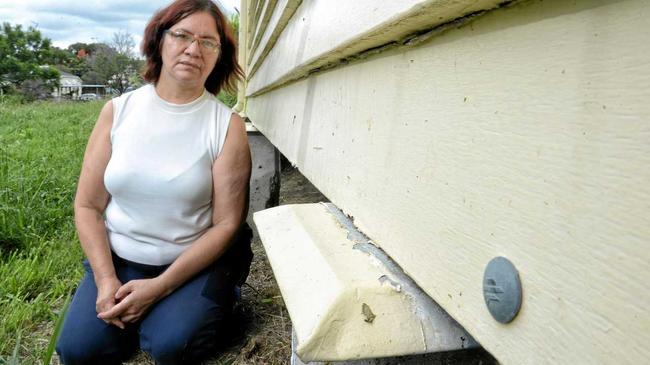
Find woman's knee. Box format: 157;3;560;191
56;337;87;365
57;332;133;365
145;333;188;365
56;315;136;365
145;327;219;365
56;336;105;365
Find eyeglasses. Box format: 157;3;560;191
164;29;221;54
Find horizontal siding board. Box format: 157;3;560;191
248;0;302;76
249;0;279;63
246;0;506;96
245;0;650;363
248;0;266;49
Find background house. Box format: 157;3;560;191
52;71;82;99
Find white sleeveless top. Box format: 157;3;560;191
104;84;232;265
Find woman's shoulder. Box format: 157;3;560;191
203;93;237;126
204;92;232;112
112;85;154;118
204;92;241;160
113;84;151;104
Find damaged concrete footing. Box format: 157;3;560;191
254;202;491;363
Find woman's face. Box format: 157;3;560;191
160;11;221;90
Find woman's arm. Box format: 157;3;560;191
75;100;125;329
156;112;251;293
98;113;252;323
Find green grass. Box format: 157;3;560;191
0;99;101;361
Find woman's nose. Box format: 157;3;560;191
184;40;202;56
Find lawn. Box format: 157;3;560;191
0;98;101;361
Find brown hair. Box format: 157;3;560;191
141;0;243;94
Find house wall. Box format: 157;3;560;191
242;0;650;363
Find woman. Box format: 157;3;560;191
56;1;252;363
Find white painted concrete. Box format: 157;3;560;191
290;329;485;365
245;0;650;363
254;203;476;361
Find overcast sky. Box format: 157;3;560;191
0;0;240;51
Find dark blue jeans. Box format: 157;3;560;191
56;225;253;365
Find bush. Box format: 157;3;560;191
0;92;25;105
19;79;53;102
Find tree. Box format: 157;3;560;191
81;42;141;94
84;43;119;83
106;63;137;94
67;42;98;58
0;23;59;94
112;30;135;57
45;46;88;77
20;77;55;101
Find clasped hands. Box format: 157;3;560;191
95;277;165;329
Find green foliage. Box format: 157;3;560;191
20;77;56;102
43;293;71;365
230;13;240;38
1;24;143;100
49;46;90;78
86;44;117;75
69;37;142;93
0;23;60;94
0;93;25;105
67;42;98;56
0;100;96;358
217;90;237;108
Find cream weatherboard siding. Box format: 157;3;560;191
241;0;650;364
245;0;506;96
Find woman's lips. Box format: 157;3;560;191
177;61;201;70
